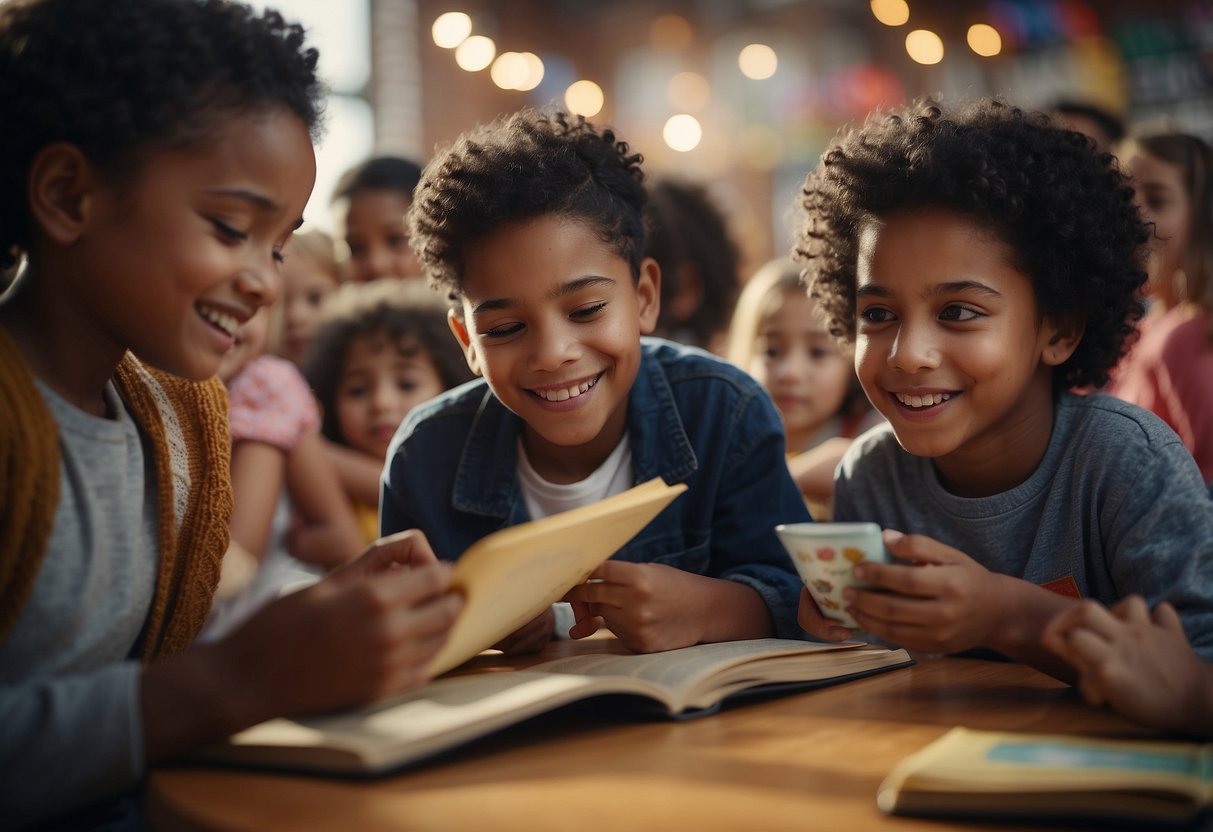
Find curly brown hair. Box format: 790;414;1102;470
408;108;647;304
794;97;1149;392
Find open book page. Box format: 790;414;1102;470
426;478;687;677
878;727;1213;823
532;638;911;711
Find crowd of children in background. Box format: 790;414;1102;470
3;0;1212;827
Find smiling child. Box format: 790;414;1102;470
383;108;809;654
792;98;1213;678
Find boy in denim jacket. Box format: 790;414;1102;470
382;109;809;653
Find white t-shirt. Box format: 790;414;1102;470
516;433;633;637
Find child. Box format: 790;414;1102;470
331;155;424;282
1108;132;1213;486
304;279;475;544
1043;596;1213;735
725;257;878;518
791;98;1213;678
276;227;342;367
203;302;364;639
386;108;810;655
0;1;460;826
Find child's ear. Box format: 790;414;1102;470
447;308;483;376
28;143;98;245
1042;314;1085;367
635;257;662;335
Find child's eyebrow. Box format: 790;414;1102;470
926;280;1003;299
205;187;292;219
472;275;616;315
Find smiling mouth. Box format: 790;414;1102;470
196;303;239;338
895;392;951;409
531;373;602;402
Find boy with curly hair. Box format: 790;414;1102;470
385;108;810;654
793;98;1213;678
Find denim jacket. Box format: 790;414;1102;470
381;337;811;637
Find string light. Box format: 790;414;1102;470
431;12;471;49
905;29;944;64
738;43;777;80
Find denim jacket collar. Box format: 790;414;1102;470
450;343;699;521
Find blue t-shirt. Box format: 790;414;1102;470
381;337;811;637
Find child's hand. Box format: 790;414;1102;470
564;562;769;653
492;607;555;655
219;558;462;719
843;529;1006;655
796;586;857;642
1042;596;1213;734
338;529;442;578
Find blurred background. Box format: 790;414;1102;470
270;0;1211;271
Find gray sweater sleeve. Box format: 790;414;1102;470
0;663;144;827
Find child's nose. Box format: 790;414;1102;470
886;325;940;372
529;323;578;371
233;256;283;308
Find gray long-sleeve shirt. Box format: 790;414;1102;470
834;392;1213;659
0;380;158;827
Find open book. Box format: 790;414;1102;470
878;727;1213;826
195;638;912;775
427;476;687;676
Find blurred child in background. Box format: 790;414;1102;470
644;177;740;354
305;279;474;543
1109;131;1213;486
203;301;364;638
725;257;878;518
276;227;342;367
331;155;424;282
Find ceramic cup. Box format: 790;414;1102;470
774;521;889;630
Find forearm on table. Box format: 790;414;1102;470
698;578;775;642
985;574;1081;682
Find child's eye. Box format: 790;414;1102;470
939;304;983;322
809;347;833;360
570;302;607;320
859;307;895;324
482;322;524;339
210;218;248;243
340;384;370;398
388;234;410;251
272;249;286;265
397;380;417;392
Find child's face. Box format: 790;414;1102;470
337;188;421;282
336;333;446;462
750;288;853;452
854;209;1073;492
74;108;315;382
281;253;339;365
1124;148;1191;298
451;215;660;481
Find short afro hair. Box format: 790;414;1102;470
794;97;1149;392
332;155;423;204
409;108;647;302
0;0;324;271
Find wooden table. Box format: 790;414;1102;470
146;640;1156;831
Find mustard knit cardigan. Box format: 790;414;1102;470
0;329;233;661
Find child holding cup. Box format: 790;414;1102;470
791;98;1213;679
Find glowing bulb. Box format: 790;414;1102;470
905;29;944;65
565;80;604;117
517;52;544;91
967;23;1002;57
455;35;495;72
668;71;710;110
870;0;909;26
431;12;472;49
663;114;702;152
738;43;778;80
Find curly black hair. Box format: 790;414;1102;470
0;0;324;271
644;177;741;348
794;97;1149;392
409;108;647;303
303;279;475;445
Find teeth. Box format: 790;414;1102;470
197;304;238;337
896;392;950;408
536;376;597;402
